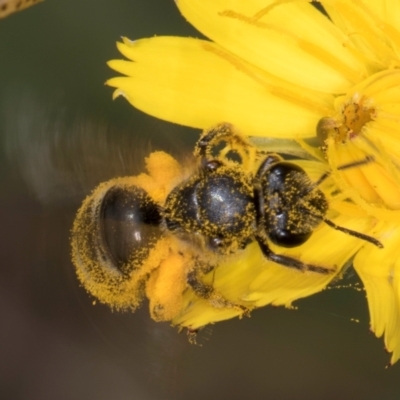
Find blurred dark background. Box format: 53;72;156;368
0;1;399;399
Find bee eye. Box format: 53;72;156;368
100;185;162;273
256;161;325;248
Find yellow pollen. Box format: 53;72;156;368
317;96;376;144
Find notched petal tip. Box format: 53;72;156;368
111;89;128;101
121;36;136;46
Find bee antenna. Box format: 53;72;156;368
313;156;375;188
337;155;375;171
323;218;383;248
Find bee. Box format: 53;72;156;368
71;123;382;324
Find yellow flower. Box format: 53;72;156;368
106;0;400;365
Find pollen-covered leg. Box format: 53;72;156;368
256;234;336;275
187;269;250;315
145;252;188;321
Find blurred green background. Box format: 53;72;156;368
0;1;399;399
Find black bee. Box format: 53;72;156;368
71;123;382;320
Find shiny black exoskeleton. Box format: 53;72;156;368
164;159;256;253
163;124;382;275
256;159;329;247
97;123;383;283
253;155;335;274
100;185;162;275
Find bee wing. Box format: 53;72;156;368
2;94;153;205
0;0;43;19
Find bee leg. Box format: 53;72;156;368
187;270;250;316
256;235;335;275
255;153;283;179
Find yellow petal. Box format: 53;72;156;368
172;242;262;329
354;222;400;366
322;1;399;69
373;0;400;40
107;36;332;138
326;133;400;211
247;214;377;306
350;69;400;99
172;212;378;330
365;0;400;25
176;0;365;93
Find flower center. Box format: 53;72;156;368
316;71;400;215
317;95;376;145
